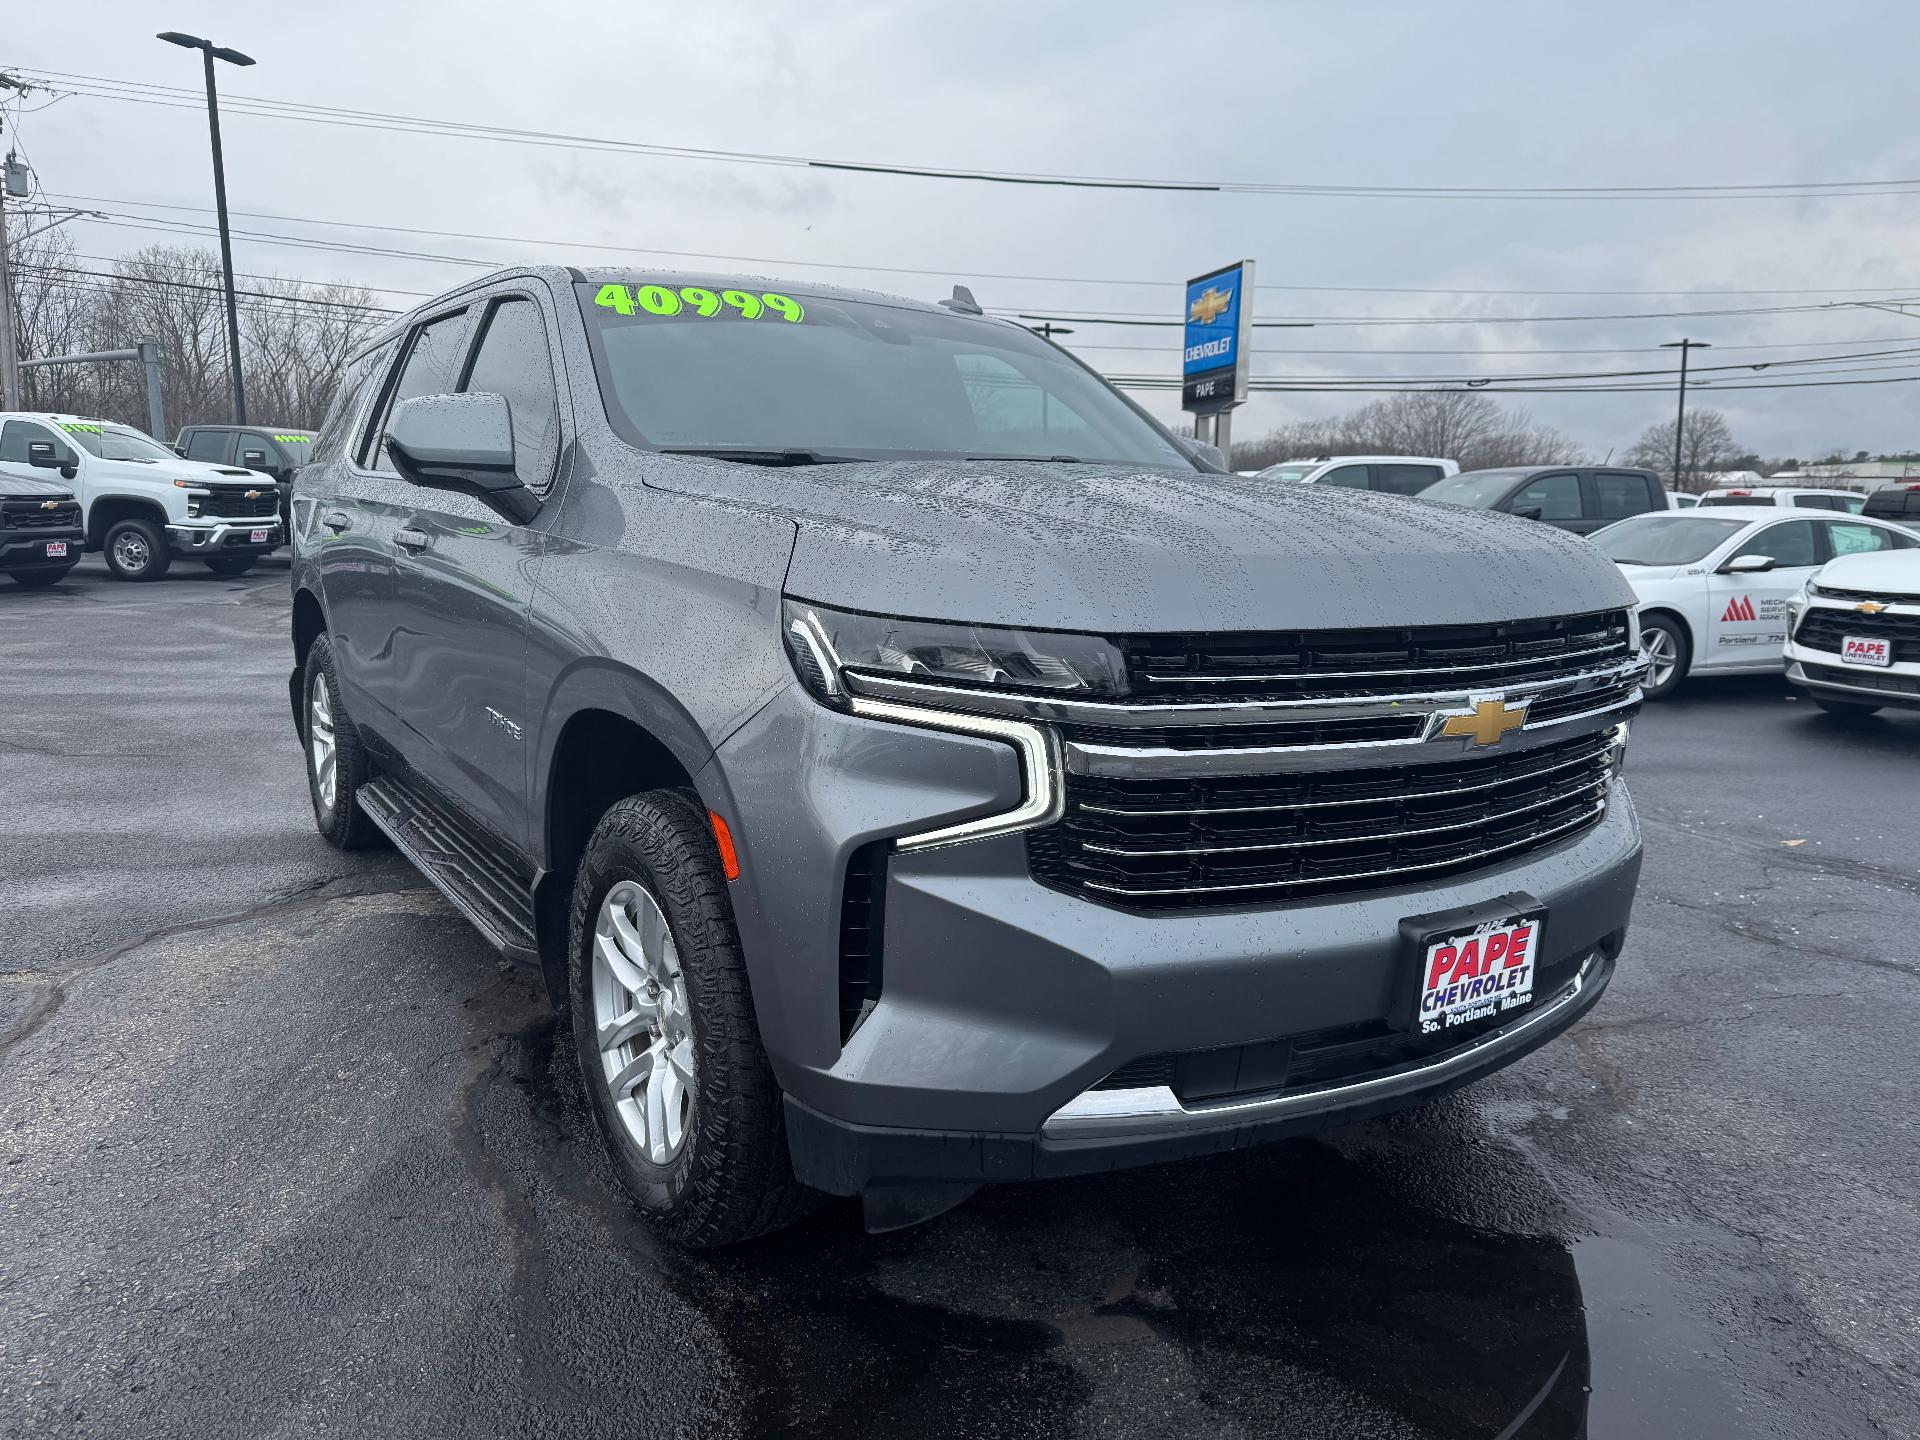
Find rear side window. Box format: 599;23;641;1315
1735;519;1819;568
364;310;470;473
1318;463;1371;489
460;297;563;493
1511;472;1582;520
1594;471;1657;520
1823;521;1901;557
185;430;233;464
1373;463;1441;496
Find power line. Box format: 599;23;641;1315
45;189;1920;301
24;66;1920;202
1109;371;1920;395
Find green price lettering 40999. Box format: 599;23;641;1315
595;284;804;323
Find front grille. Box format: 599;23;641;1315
1803;662;1920;697
1118;609;1633;702
1795;607;1920;664
197;487;279;519
1029;729;1615;910
1;498;81;530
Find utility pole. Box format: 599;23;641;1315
1661;338;1711;491
0;78;28;412
159;31;255;424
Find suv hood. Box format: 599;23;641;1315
91;454;259;486
1819;549;1920;596
646;457;1634;632
0;474;75;500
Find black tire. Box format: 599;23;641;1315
301;633;385;849
1812;695;1881;719
568;787;817;1248
205;554;257;576
1639;614;1690;700
7;567;73;589
103;517;172;582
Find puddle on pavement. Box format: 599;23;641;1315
502;1017;1766;1440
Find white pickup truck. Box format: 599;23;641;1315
0;412;283;580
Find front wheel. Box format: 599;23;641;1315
1639;615;1689;700
8;567;74;589
1811;695;1881;719
568;788;816;1248
205;554;257;577
103;518;172;581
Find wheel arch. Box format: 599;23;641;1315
289;588;328;735
84;494;170;550
531;664;716;1005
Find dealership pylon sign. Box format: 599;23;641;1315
1182;259;1254;416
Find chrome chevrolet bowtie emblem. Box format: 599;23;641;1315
1438;698;1530;747
1855;601;1889;614
245;489;262;499
41;500;58;510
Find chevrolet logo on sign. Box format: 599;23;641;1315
1855;601;1889;614
1188;287;1232;325
1437;697;1530;747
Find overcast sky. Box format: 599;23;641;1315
8;0;1920;461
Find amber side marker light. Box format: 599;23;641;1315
709;810;741;881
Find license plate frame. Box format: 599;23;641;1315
44;540;68;559
1841;635;1892;668
249;528;270;545
1395;892;1547;1037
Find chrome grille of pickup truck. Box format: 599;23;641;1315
197;487;279;519
1025;609;1639;911
1;498;82;530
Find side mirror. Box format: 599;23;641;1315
1721;553;1776;574
241;449;270;468
1511;505;1544;521
1179;436;1227;472
172;443;188;457
26;440;62;470
386;392;536;524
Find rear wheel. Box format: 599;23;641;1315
568;788;816;1248
205;554;257;576
103;518;172;581
8;567;73;589
1639;615;1689;700
302;633;384;849
1811;695;1881;719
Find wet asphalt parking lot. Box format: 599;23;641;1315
2;557;1917;1440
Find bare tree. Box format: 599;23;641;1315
1623;409;1738;491
1232;392;1585;471
5;224;386;435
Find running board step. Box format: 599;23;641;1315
357;776;539;965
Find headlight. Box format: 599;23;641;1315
783;599;1127;708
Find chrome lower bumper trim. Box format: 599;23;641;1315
1042;952;1602;1141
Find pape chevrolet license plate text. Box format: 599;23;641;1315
1419;916;1540;1034
1842;635;1892;668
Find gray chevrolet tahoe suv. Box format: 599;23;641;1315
290;266;1647;1245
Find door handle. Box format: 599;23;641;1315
322;510;350;532
394;527;431;553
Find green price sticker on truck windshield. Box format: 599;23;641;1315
594;284;804;323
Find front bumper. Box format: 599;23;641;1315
1786;649;1920;711
706;683;1642;1194
0;530;83;571
165;519;283;556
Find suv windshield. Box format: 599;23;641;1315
1592;514;1749;565
576;281;1193;468
1419;468;1533;507
59;421;176;463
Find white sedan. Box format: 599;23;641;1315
1784;548;1920;718
1588;506;1920;699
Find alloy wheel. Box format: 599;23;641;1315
591;879;696;1165
1644;628;1678;690
309;681;337;811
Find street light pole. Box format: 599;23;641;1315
1660;338;1710;491
158;31;255;426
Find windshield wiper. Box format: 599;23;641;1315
656;446;861;467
